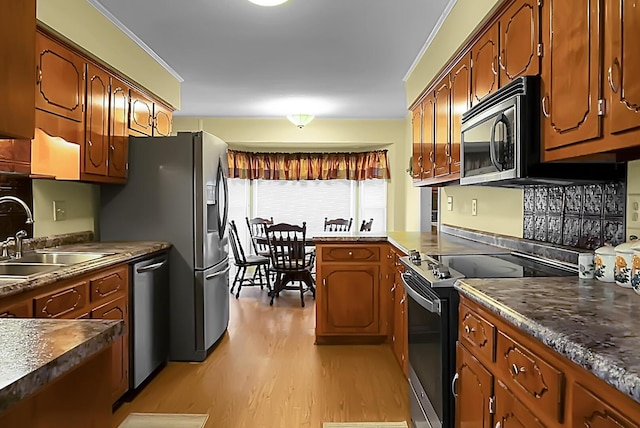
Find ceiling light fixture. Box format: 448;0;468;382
287;114;315;129
247;0;288;6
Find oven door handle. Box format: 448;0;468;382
401;272;441;315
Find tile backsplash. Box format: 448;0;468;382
523;182;626;250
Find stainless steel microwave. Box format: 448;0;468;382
459;76;624;186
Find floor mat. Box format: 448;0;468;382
118;413;209;428
323;423;408;428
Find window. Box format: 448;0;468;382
228;178;386;243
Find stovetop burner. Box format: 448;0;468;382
401;251;576;288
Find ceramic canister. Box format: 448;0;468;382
594;245;616;283
631;244;640;295
614;240;639;288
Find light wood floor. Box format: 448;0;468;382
112;285;410;428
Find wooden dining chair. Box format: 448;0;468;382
360;218;373;232
266;222;315;307
246;216;274;257
324;217;353;232
228;220;271;298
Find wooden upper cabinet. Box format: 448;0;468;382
35;32;86;123
434;77;451;177
421;93;436;180
541;0;602;151
449;53;470;175
499;0;541;85
572;382;639;428
154;103;173;136
411;105;423;181
109;77;130;179
455;343;494;428
0;0;35;140
471;24;500;106
129;89;154;136
606;0;640;135
84;63;110;177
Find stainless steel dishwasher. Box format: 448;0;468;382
131;252;170;389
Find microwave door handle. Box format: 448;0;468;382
489;114;508;171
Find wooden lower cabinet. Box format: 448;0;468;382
0;262;130;404
457;296;640;428
315;243;386;342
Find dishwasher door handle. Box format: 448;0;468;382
205;265;231;279
136;260;167;273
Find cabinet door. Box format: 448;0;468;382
571;382;639;428
499;0;541;84
319;264;380;334
129;89;154;136
153;103;173;136
421;93;436;180
455;343;494;428
541;0;602;150
84;63;109;176
434;77;451;177
411;105;423;181
109;77;130;179
35;32;85;123
450;54;470;175
471;24;500;105
607;0;640;135
0;0;35;140
495;379;546;428
92;296;129;402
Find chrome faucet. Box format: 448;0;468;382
0;196;34;259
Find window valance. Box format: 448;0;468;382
227;150;391;181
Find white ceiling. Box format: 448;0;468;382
93;0;451;119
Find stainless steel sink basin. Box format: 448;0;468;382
13;252;110;265
0;263;62;277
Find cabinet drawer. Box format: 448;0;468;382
459;303;496;363
90;265;128;303
34;281;88;318
496;331;564;423
321;246;380;262
0;300;32;318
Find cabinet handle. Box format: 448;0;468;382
499;49;505;70
348;251;353;257
400;296;406;305
491;55;498;75
496;422;501;428
429;151;434;163
541;95;550;118
110;145;115;151
511;363;526;376
451;372;459;398
36;66;42;84
322;278;326;287
391;284;396;293
608;57;620;93
464;325;475;334
88;140;93;147
444;143;450;157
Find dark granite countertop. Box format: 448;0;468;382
0;318;123;413
0;240;171;299
455;277;640;404
312;231;508;257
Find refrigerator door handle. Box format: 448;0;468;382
205;265;231;280
136;260;167;273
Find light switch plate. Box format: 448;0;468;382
53;200;67;221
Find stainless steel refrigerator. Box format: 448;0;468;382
100;131;230;362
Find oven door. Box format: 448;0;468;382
402;272;444;428
460;96;519;185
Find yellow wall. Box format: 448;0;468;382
37;0;180;109
405;0;501;106
32;180;98;238
440;186;524;237
173;117;412;231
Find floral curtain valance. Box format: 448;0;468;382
228;150;391;181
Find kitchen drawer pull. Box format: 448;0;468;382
205;265;231;279
464;325;475;334
511;363;526;376
451;372;459;398
348;251;353;257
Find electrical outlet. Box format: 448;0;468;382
472;199;478;216
629;194;640;227
447;196;453;211
53;200;67;221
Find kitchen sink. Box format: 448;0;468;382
0;263;62;278
12;252;110;265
